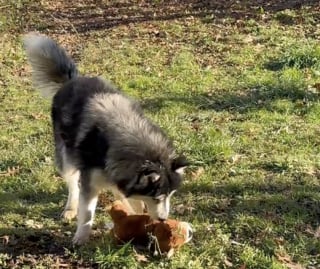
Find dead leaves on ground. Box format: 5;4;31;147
25;220;44;229
276;253;305;269
224;258;233;267
0;166;20;177
224;259;247;269
175;204;195;215
305;225;320;239
134;251;149;263
1;235;9;245
190;166;205;179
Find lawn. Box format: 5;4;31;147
1;1;320;268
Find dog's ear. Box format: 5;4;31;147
138;161;161;186
171;155;189;175
118;170;160;196
139;172;160;187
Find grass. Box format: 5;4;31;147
1;0;320;268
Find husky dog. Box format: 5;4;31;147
24;34;188;244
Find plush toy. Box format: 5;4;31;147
107;200;193;257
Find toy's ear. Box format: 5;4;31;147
108;200;129;222
179;222;193;243
171;155;189;175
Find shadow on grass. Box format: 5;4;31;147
0;227;68;256
0;226;99;268
181;178;320;227
16;0;320;34
142;85;320;114
0;158;66;219
0;177;65;219
0;225;117;268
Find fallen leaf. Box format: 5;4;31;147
230;154;243;164
274;236;285;246
55;257;70;268
313;83;320;91
134;252;148;262
175;204;195;215
230;240;244;246
63;231;72;236
44;156;52;163
25;219;43;229
224;258;233;267
236;19;246;27
1;235;9;245
243;35;254;43
30;113;48;120
0;166;20;177
305;225;320;238
276;253;305;269
191;119;201;131
314;226;320;238
191;167;204;179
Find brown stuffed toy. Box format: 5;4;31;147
107;200;193;257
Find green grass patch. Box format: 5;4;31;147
265;43;320;71
1;1;320;268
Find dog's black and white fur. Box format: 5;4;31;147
24;34;188;244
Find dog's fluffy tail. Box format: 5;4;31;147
24;34;78;97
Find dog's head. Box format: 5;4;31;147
117;156;188;220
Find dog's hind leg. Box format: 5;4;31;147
60;149;80;221
61;168;80;220
72;170;100;245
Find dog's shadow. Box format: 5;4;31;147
0;227;68;256
179;175;320;227
0;170;120;267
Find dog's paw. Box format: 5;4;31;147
61;209;77;221
72;233;90;245
72;226;91;245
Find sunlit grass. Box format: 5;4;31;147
1;2;320;268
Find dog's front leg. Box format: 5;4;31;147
73;172;99;245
